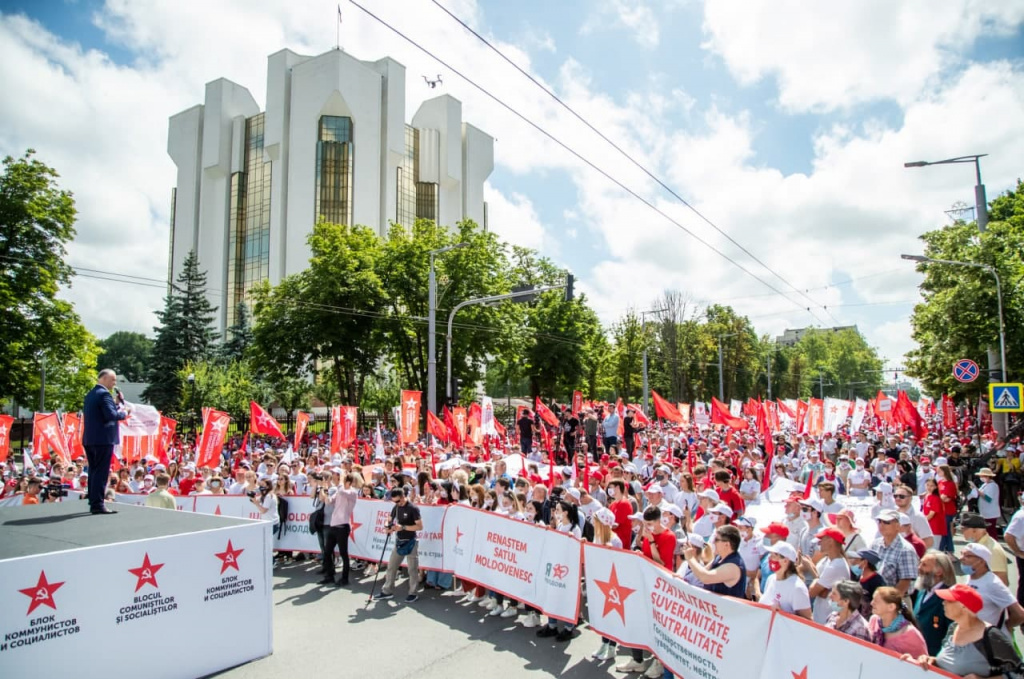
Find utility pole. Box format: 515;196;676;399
427;243;468;415
717;332;740;402
641;308;668;414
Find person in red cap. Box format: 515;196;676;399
807;528;851;624
901;584;1024;676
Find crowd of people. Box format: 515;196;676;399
4;383;1024;678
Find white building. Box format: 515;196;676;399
167;47;494;332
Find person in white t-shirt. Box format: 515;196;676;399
973;468;1002;537
959;543;1024;633
846;461;871;497
807;528;852;624
760;541;812;619
1003;500;1024;604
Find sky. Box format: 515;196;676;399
1;0;1023;372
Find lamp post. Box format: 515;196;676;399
187;372;197;442
901;254;1007;384
717;332;741;402
641;308;668;415
445;284;565;404
904;154;988;231
427;243;469;415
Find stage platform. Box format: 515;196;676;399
0;501;273;678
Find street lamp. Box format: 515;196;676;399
428;243;469;415
901;254;1007;383
717;332;741;402
641;308;668;415
187;372;197;442
904;154;988;231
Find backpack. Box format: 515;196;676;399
276;496;289;539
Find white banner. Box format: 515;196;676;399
694;402;709;426
822;398;850;434
442;505;582;623
729;399;743;417
583;543;772;679
0;521;272;678
481;396;497;436
850;398;868;432
346;499;447;571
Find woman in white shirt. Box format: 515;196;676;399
676;533;713;588
735;517;764;598
674;473;699;518
759;541;812;619
739;468;761;505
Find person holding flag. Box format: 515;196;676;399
82;369;131;514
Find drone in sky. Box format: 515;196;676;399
423;74;443;88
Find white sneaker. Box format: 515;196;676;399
520;611;541;628
500;606;518;618
479;597;496;608
591;642;609;659
616;659;648;673
597;644;617;661
465;592;482;603
517;602;526;610
644;659;663;679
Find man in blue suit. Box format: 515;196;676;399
82;369;131;514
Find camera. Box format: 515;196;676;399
246;489;259;498
44;479;68;500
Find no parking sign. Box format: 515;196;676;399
953;358;979;383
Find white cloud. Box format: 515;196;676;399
701;0;1024;112
482;184;553;254
580;0;662;50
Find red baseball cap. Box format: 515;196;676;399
936;584;983;614
763;522;790;539
815;528;846;544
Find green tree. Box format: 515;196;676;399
220;301;254;365
0;150;98;409
906;180;1024;397
523;290;604;400
143;250;218;412
610;309;645;402
251;222;386;406
97;331;153;382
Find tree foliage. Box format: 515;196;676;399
906;179;1024;397
143;250;218;412
0;150;99;410
97;331;153;382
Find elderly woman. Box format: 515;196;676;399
903;584;1024;679
869;586;928;657
825;580;872;641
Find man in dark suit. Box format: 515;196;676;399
912;550;956;655
82;369;131;514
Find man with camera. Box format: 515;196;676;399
318;469;359;587
373;488;424;603
249;475;280;540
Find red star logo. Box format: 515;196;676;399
593;565;636;624
349;520;362;543
19;571;65;615
214;505;222;516
128;553;164;592
456;526;464;544
792;667;808;679
215;540;244;574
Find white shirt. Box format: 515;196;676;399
855;441;870;459
657;481;679;505
979;481;1002;520
260;492;280;524
916;468;936;496
821;499;846;516
899;505;934;542
811;556;851;624
739;479;761;504
761;574;811;613
738;535;765;571
1004;507;1024;545
577;498;603;520
693;514;715;539
968;571;1017;630
847;469;871;495
784;516;808;551
675;491;699;515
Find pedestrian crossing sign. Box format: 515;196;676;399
989;383;1024;412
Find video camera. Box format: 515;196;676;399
44;478;68;501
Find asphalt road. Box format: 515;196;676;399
211;558;614;679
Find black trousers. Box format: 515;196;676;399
521;436;533;454
1016;556;1024;606
84;444;114;510
323;524;351;581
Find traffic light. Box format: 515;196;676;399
564;273;574;302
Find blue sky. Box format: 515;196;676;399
1;0;1022;370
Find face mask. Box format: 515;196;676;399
800;510;812;520
828;600;843;614
961;564;974;576
144;480;153;487
850;564;862;578
740;530;751;541
660;516;670;528
786;511;798;521
768;561;782;573
211;481;221;487
484;499;494;509
762;536;773;547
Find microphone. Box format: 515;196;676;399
114;387;126;405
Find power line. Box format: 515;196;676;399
347;0;828;327
428;0;840;324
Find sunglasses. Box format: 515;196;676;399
877;519;897;525
893;494;909;499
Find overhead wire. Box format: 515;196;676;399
427;0;841;324
347;0;829;327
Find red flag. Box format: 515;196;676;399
0;414;13;463
426;409;448;443
616;398;625;438
331;406;358;453
796;400;809;433
805;398;824;437
766;401;780;431
535;398;559;426
757;402;775;491
776;399;796;418
250;402;285;438
629;405;651;427
33;412;70;465
548;445;556;489
743;398;759;417
651;390;684;424
62;412;85;461
443;406;462;446
572;391;583;416
400;390;422;444
453;406;468;445
802;468;815;500
875;391;893;425
894;391;928;440
156;416;176;466
197;410;231;468
293;412;310;452
710;397;749;430
493;418;506;438
941;395;958;430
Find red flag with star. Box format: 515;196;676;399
426;409;448;443
443;406;462;446
571;390;583;415
535;398;559;427
196;410;231;468
250;401;285;438
0;413;13;463
156;416;176;466
331;405;358;453
293;411;310;452
710;397;749;430
19;571;64;615
215;540;244;574
651;390;684;424
400;390;422;444
33;412;71;465
62;412;85;460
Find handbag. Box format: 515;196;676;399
308;506;325;534
981;625;1024;677
396;538;417;556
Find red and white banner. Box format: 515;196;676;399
249;402;285;439
480;396;497;436
693;401;709;426
441;505;582;623
345;500;446;571
330;406;357;454
572;391;583;416
584;543;772;679
941;394;958;430
729;399;743;417
849;398;868;432
33;413;70;465
400;390;421;444
822;397;850;434
196;410;230;468
0;413;14;462
0;517;272;678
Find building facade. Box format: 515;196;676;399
167;47;494;332
775;325;860;347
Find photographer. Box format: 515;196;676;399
249;476;280;545
373;488;424;604
318;470;360;587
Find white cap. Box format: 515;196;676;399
799;498;825;514
664;504;683;518
768;542;798;562
646;484;664;495
962;542;993;567
567;488;581;500
711;503;734;518
685;533;706;549
876;482;893;494
697;489;720;502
